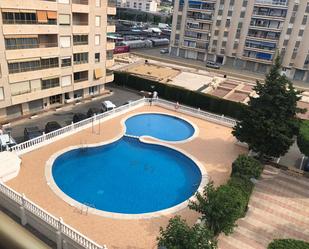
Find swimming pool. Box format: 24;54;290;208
51;113;202;215
125;113;195;141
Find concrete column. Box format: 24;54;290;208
20;194;27;226
56;217;63;249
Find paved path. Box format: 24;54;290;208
218;166;309;249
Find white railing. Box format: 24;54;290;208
9;97;237;155
0;182;105;249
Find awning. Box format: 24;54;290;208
37;10;48;23
94;68;103;79
5;34;38;39
8;57;40;63
47;11;57;19
1;9;18;13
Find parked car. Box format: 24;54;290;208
102;101;116;112
45;121;62;134
206;61;220;69
73;113;88;123
122;100;133;106
87;107;102;118
303;159;309;172
0;134;16;151
160;48;169;54
24;127;43;141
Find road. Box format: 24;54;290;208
132;47;309;90
8;84;142;143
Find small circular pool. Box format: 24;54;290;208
125;113;195;141
52;137;202;214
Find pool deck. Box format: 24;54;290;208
6;105;246;249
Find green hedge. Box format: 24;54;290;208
268;239;309;249
297;120;309;157
231;155;263;180
227;176;253;207
114;72;247;119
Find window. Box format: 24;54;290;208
41;57;59;69
95;53;100;63
59;14;70;25
41;77;60;90
286;28;292;35
96;0;101;7
73;52;88;64
49;94;62;104
61;57;71;67
242;0;247;7
214;30;219;36
0;87;4;100
222;41;227;47
95;35;100;45
299;29;304;37
89;86;98;95
133;2;137;8
216;20;221;26
5;37;39;50
226;19;231;27
74;70;88;83
224;31;228;37
228;10;233;16
73;35;88;45
61;75;72;87
95;16;101;27
240;11;245;18
60;36;71;48
302;15;308;25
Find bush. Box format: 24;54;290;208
227;177;253;206
73;113;87;123
232;155;263;180
157;216;217;249
268;239;309;249
189;181;248;236
114;72;247;119
297;120;309;157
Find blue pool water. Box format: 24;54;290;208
52;137;201;214
125;113;194;141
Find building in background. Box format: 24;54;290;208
117;0;159;12
170;0;309;82
0;0;116;122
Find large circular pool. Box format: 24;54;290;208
125;113;195;141
52;137;202;214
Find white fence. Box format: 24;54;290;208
0;182;106;249
10;97;236;155
0;97;237;249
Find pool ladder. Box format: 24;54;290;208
75;203;96;215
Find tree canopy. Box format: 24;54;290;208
233;55;304;159
297;120;309;156
157;216;217;249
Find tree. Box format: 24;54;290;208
231;155;263;180
189;181;247;236
297;120;309;156
157;216;217;249
232;55;304;159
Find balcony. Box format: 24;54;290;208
107;25;116;33
250;19;283;31
254;0;288;7
252;7;287;20
106;42;115;50
72;0;89;12
107;0;117;15
187;12;213;23
247;30;280;41
243;50;273;63
74;70;88;83
106;58;114;68
245;40;276;53
106;70;114;83
188;2;215;12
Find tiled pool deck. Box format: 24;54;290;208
7;105;245;249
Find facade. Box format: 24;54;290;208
170;0;309;82
0;0;116;122
117;0;158;12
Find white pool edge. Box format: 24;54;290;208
45;112;207;220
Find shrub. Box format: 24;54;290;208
157;216;217;249
87;107;102;118
227;177;253;206
268;239;309;249
113;72;247;119
297;120;309;157
189;181;248;236
232;155;263;180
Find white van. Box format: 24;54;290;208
102;100;116;112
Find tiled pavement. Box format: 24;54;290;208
218;166;309;249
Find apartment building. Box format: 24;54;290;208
117;0;159;12
170;0;309;82
0;0;116;122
